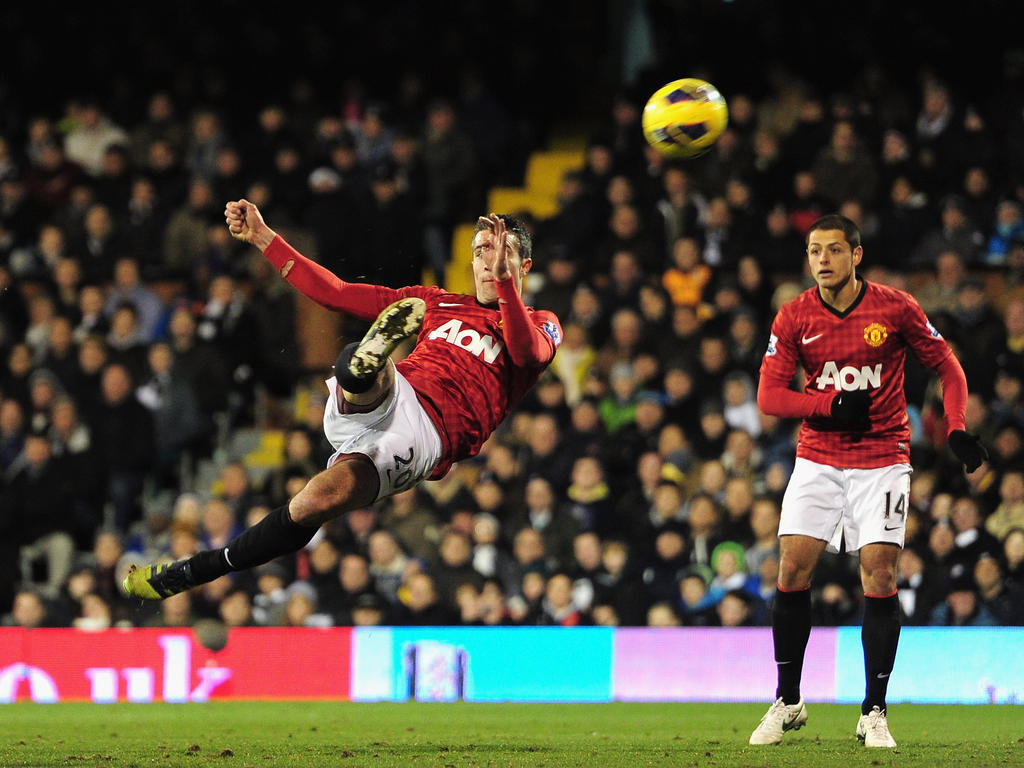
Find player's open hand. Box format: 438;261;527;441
477;213;512;281
225;199;276;252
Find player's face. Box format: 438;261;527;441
806;228;862;292
471;228;531;304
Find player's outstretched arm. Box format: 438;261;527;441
225;199;277;252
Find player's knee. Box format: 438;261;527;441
288;458;377;525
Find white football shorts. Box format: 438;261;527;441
322;365;443;502
779;457;912;553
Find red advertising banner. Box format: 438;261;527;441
0;628;352;702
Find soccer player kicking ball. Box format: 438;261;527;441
125;201;561;603
748;214;987;748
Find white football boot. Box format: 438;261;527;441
748;697;808;745
856;706;897;748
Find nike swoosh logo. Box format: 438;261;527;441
438;302;463;307
876;672;890;679
883;524;901;531
801;333;824;344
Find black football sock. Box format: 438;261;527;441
334;342;376;394
772;586;812;705
861;592;901;715
188;505;318;583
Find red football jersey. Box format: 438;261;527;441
388;284;560;478
261;233;561;480
759;280;954;468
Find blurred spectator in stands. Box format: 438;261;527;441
641;528;689;606
973;553;1024;625
812;119;878;209
219;588;255;628
1004;528;1024;588
367;529;409;605
39;315;78;389
596;202;660;282
75;203;123;284
508;476;575;572
378;486;440;566
470;512;517;587
647;601;681;627
105;303;149;382
914;80;963;198
716;589;756;627
986;469;1024;542
50;393;103;544
93;145;133;213
432;529;484;608
5;589;52;628
537;571;587;626
744;495;781;574
786;170;828;237
876;175;931;269
104;257;164;341
420;99;478;282
562;455;614;537
94;361;154;528
163;177;219;282
519;411;575;494
537;170;600;264
25;138;82;212
960;280;1009;399
10;422;75;599
928;574;998;626
129;92;186;165
395;571;457;626
183;109;225;179
984;199;1024;267
911;194;985;269
675;565;717;626
136;341;208;488
324;552;375;624
166;304;229;444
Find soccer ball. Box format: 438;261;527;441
641;78;729;159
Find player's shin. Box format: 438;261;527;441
861;592;901;714
772;586;812;705
191;505;318;582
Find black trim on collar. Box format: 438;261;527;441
817;278;868;318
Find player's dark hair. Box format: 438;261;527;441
475;214;533;262
806;214;861;249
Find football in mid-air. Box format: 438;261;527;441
641;78;729;159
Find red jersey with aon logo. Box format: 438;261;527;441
759;280;963;468
263;236;561;479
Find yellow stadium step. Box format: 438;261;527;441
524;150;585;198
487;187;560;220
445;222;477;295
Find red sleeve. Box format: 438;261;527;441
935;353;968;433
262;235;396;320
496;278;559;366
757;308;833;420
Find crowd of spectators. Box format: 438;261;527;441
4;51;1024;633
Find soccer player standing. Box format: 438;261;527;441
125;200;561;601
748;215;987;748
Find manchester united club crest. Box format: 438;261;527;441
864;322;888;347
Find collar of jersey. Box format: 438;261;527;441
816;278;868;319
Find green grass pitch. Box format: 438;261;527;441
0;701;1020;767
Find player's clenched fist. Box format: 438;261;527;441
224;199;276;252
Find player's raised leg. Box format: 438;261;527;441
749;533;824;745
336;297;425;399
124;452;380;600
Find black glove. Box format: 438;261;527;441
830;390;872;424
948;429;988;472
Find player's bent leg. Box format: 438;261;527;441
339;297;425;391
124;457;380;601
857;542;901;735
